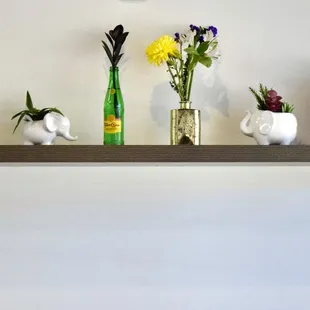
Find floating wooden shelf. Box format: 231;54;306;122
0;145;309;163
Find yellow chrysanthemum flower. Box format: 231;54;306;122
146;35;180;66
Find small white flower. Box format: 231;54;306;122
180;30;195;45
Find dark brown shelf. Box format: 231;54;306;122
0;145;309;163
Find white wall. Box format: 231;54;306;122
1;165;310;310
0;0;309;145
1;0;310;309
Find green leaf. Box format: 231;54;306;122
11;110;25;120
24;111;37;119
13;113;26;133
282;102;294;113
249;87;265;109
197;41;210;55
102;41;113;63
38;108;51;113
37;108;64;121
26;91;34;110
188;55;199;71
259;83;268;100
47;108;64;116
198;56;212;68
184;47;200;56
36;109;48;119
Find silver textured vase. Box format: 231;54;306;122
170;101;201;145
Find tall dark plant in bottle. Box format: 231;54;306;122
102;24;129;145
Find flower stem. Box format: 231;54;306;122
179;43;184;98
186;70;194;102
167;63;183;102
174;63;184;100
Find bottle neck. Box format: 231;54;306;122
180;101;191;109
108;66;120;89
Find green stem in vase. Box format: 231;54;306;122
167;63;183;102
186;70;194;102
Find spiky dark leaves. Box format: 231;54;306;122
102;24;129;67
102;41;113;64
115;32;129;48
105;32;114;47
113;31;129;66
114;44;122;59
116;53;124;65
109;24;124;40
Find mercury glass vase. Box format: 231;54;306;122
170;101;201;145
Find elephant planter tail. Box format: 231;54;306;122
240;110;297;145
23;112;78;145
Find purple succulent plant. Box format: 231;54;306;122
266;90;283;112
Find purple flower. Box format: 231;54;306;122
207;26;218;37
199;35;204;43
190;24;200;33
174;32;180;42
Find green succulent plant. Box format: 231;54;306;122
11;91;63;133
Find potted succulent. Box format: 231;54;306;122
240;83;297;145
12;91;78;145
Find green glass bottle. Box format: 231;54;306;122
103;66;124;145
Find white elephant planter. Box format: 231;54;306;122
240;110;297;145
23;112;78;145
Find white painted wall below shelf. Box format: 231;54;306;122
1;165;310;309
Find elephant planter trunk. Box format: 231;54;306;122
23;112;78;145
240;110;297;145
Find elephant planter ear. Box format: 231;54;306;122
44;112;62;133
258;110;274;135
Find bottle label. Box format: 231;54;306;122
104;115;121;134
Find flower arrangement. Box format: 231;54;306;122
249;83;294;113
11;91;63;133
146;24;220;103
